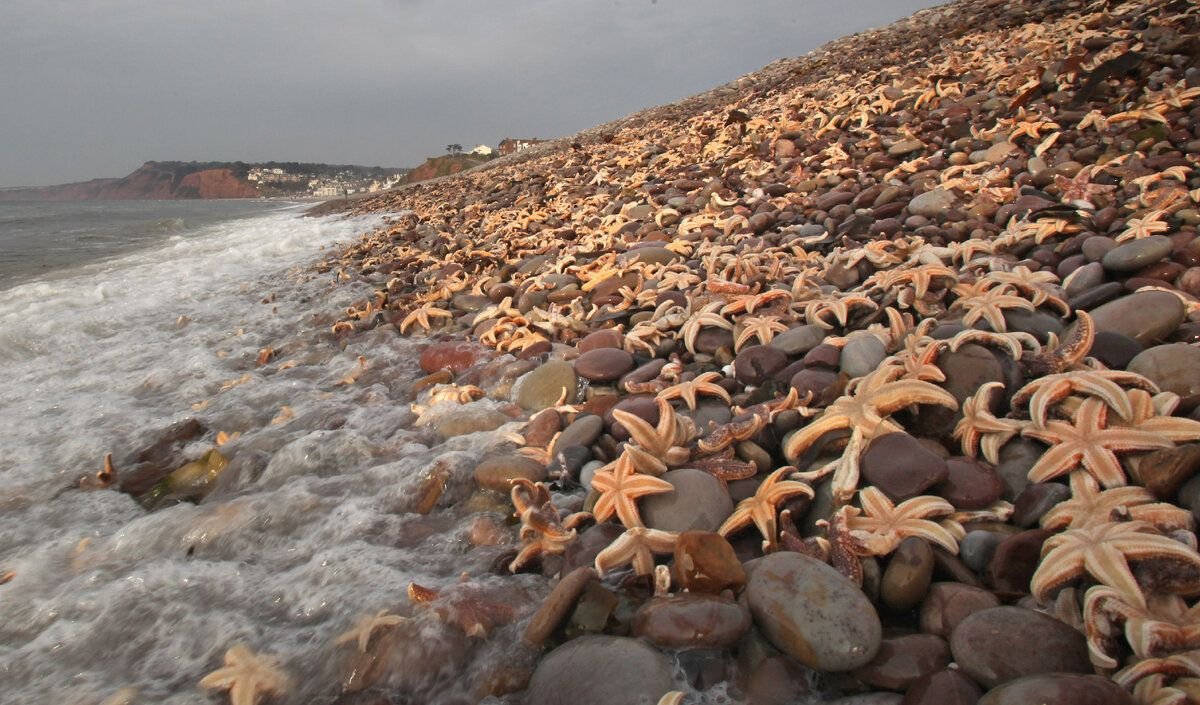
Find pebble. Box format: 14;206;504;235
473;453;547;493
746;552;882;671
908;188;957;218
880;537;935;611
418;340;492;374
524;567;597;645
524;636;676;705
841;333;888;379
561;523;625;574
919;582;1001;639
1128;343;1200;398
986;528;1051;595
523;409;563;448
900;668;983;705
1088;331;1142;370
551;414;604;456
1063;261;1104;295
994;438;1042;500
514;360;577;411
1081;290;1186;346
853;634;951;691
734;345;789;385
936;457;1003;510
770;324;825;355
673;530;746;594
950;606;1092;688
1101;235;1174;272
632;594;751;649
977;673;1134;705
860;432;949;501
959;530;1006;574
1135;443;1200;500
578;329;624;352
574;348;634;382
641;468;734;533
430;407;511;439
1011;482;1072;527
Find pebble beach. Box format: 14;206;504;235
10;0;1200;704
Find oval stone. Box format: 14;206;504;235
880;537;934;611
674;530;746;594
1079;290;1185;346
632;594;751;649
574;348;634;382
1101;235;1173;272
525;635;675;705
514;360;577;411
746;552;882;671
937;457;1003;510
861;433;949;501
641;468;734;533
418;340;492;374
473;454;547;493
852;634;950;691
919;582;1001;638
977;673;1134;705
1128;343;1200;398
950;606;1091;688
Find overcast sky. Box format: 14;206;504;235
1;0;944;187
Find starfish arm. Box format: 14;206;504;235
1080;446;1131;489
1083;541;1147;607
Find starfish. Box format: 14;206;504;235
734;314;791;351
1054;166;1116;207
782;367;957;503
335;610;407;653
680;309;735;354
952;286;1035;332
1022;398;1174;488
802;294;877;330
845;486;960;556
1043;473;1194;533
509;478;587;572
1085;585;1200;669
717;467;815;552
1032;520;1200;607
1116;651;1200;692
869;264;957;300
590;451;674;528
953;382;1026;465
594;526;679;576
611;397;693;476
398;302;453;335
1122;389;1200;442
1012;367;1157;426
657;371;732;411
198;645;290;705
1022;310;1094;377
1117;210;1171;243
949;328;1039;361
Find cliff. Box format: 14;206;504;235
403;154;487;185
0;162;259;201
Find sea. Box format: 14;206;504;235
0;200;552;704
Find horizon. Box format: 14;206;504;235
2;0;944;189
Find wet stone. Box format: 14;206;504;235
959;530;1005;574
950;606;1092;688
1081;290;1186;346
674;530;746;594
574;348;634;382
524;567;596;645
861;433;949;502
901;668;983;705
746;552;882;671
473;454;547;493
1011;482;1072;527
920;582;1001;639
642;468;733;533
1102;235;1174;272
734;345;789;386
853;634;950;692
418;340;492;374
578;328;624;352
523;409;562;448
632;594;751;650
937;457;1003;510
561;523;625;574
841;333;888;379
986;528;1051;596
1136;443;1200;501
551;414;604;456
524;636;675;705
880;537;935;611
770;324;825;355
1128;343;1200;398
514;361;577;411
978;673;1134;705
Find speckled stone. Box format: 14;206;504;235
525;636;675;705
880;537;935;611
632;594;751;649
641;468;733;533
853;634;950;692
514;360;577;411
951;606;1091;688
746;552;882;671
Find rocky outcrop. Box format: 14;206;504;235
0;162;259;201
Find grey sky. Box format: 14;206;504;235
1;0;944;188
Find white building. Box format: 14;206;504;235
470;144;494;156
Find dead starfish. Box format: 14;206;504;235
198;645;290;705
590;451;674;528
717;467;814;552
334;610;407;653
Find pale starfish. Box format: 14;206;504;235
590;451;674;528
953;382;1025;464
717;467;814;552
1022;398;1174;488
594;526;679;576
1021;310;1094;377
802;294;877;330
952;286;1035;332
611;397;693;476
1043;473;1194;533
1115;649;1200;690
398;302;453;334
1085;585;1200;669
657;371;732;411
335;610;407;653
198;645;290;705
782;367;957;503
509;478;588;572
1013;368;1157;426
734;315;791;351
844;486;960;556
1032;520;1200;607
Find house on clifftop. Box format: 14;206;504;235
498;138;546;156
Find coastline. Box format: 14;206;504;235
4;0;1200;703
